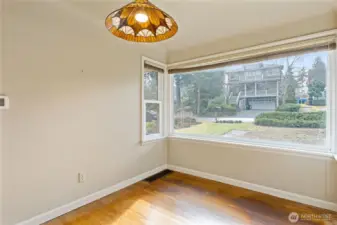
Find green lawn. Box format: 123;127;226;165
176;122;258;135
175;122;325;145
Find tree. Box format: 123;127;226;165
280;57;299;104
174;75;183;108
308;57;326;84
175;71;225;116
293;67;308;98
144;72;158;100
284;85;297;104
307;57;327;105
296;67;307;89
308;80;325;99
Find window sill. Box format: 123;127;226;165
169;134;335;160
141;135;166;146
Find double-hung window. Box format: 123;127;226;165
141;57;166;142
168;34;337;155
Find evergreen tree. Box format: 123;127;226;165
284;85;297;103
280;57;299;104
308;80;325;99
308;57;326;84
307;57;327;105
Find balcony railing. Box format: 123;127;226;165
229;74;280;82
240;75;263;81
243;89;277;97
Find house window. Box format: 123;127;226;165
171;50;334;153
142;58;166;142
230;74;238;80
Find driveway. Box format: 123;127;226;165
196;110;272;123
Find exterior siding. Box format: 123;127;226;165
226;64;282;109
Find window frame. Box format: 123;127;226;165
167;43;337;157
140;32;337;158
141;56;168;143
328;48;337;156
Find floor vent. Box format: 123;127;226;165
143;169;173;182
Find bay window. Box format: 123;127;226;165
142;32;337;156
167;33;337;154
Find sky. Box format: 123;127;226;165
206;50;330;74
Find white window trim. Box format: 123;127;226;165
167;29;337;68
165;31;337;159
141;31;337;159
329;38;337;157
141;56;168;144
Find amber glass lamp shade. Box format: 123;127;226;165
105;0;178;43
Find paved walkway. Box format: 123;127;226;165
196;110;272;123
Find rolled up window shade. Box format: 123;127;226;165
144;61;165;73
168;35;336;74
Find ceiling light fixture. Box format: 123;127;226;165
135;13;149;23
105;0;178;43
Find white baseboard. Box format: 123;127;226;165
167;164;337;212
16;164;168;225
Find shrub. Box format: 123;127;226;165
255;111;326;128
276;103;300;112
256;111;325;120
255;118;324;128
146;121;157;134
174;117;198;129
285;99;297;104
206;103;236;116
312;99;326;106
204;96;237;116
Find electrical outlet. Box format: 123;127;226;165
0;95;9;109
78;173;85;183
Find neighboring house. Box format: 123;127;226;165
225;63;283;110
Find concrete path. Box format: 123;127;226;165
196;110;272;123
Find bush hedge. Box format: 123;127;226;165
311;99;326;106
285;99;297;104
276;103;300;112
206;103;236;116
174;117;198;129
255;111;325;128
146;121;157;134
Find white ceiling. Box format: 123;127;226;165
60;0;337;51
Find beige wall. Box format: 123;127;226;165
2;2;337;225
2;2;167;225
167;11;337;63
168;139;337;204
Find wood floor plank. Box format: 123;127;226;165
43;171;337;225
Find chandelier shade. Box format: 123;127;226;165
105;0;178;43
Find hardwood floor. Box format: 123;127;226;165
44;171;337;225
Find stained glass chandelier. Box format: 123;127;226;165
105;0;178;43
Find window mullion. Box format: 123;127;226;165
326;51;333;152
330;48;337;155
144;100;161;104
